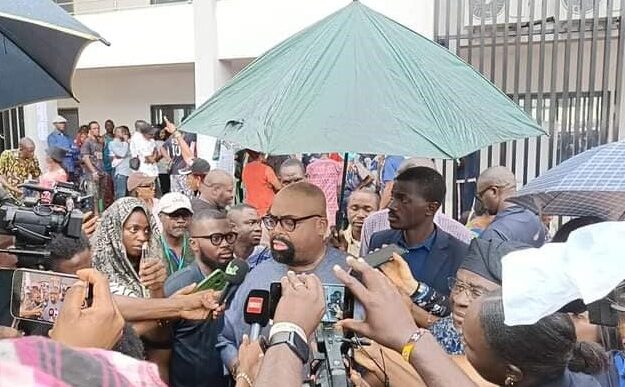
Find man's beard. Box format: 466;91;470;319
270;236;296;265
200;252;230;271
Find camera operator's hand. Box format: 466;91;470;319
380;253;420;296
50;268;124;350
274;272;325;338
170;284;220;320
139;258;167;295
82;211;99;239
334;257;418;353
237;334;264;383
20;304;43;319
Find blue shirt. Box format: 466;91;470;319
247;246;272;270
109;139;131;177
164;264;230;387
217;248;349;369
480;205;546;248
381;155;404;183
369;228;468;296
47;130;74;172
429;315;464;355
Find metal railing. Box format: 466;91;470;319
53;0;190;15
433;0;624;219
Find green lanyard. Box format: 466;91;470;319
161;234;187;274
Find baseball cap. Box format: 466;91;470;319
127;172;156;192
158;192;194;215
53;115;68;124
180;158;211;175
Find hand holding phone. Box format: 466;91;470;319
139;257;167;292
49;268;124;350
193;269;227;293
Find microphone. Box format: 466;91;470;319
243;289;271;340
218;259;249;304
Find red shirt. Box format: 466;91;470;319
242;161;280;215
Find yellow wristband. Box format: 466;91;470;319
401;329;426;362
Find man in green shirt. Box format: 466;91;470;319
158;192;196;275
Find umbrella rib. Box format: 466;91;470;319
0;22;82;102
0;12;100;41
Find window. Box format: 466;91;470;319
0;107;25;152
150;104;195;126
58;108;80;139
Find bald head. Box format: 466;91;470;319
477;166;517;192
272;181;326;217
18;137;36;159
19;137;35;148
477;166;517;215
398;157;437;175
199;169;234;208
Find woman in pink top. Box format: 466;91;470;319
39;147;68;203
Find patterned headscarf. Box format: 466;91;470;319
91;197;163;298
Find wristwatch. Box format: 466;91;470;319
268;330;310;363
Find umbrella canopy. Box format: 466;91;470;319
508;141;625;220
0;0;105;110
182;1;545;159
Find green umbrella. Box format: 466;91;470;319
182;1;545;159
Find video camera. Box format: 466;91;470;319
0;182;90;269
264;282;357;387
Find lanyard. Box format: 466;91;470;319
161;235;187;273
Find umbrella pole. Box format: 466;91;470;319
336;153;349;229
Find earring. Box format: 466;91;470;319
504;375;517;386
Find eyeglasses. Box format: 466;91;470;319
192;232;238;246
262;214;324;232
448;277;488;299
165;210;192;220
281;177;304;185
138;183;155;189
475;184;510;201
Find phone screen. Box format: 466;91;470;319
269;282;354;323
11;269;91;325
193;269;227;293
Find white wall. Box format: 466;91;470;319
74;3;195;69
58;64;195;127
217;0;435;59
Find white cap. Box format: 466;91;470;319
502;221;625;326
52;115;68;124
157;192;193;215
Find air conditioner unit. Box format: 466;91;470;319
465;0;542;28
559;0;620;21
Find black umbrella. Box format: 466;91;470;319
0;0;108;110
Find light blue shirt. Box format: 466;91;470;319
216;248;349;369
47;130;74;172
109;139;130;177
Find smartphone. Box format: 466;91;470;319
269;282;354;323
11;268;93;325
0;268;15;326
364;244;408;268
193;269;227;293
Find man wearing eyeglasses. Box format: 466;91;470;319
476;166;545;247
217;182;350;379
429;239;529;355
164;209;235;387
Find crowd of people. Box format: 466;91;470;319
0;116;622;387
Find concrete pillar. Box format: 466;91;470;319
23;101;58;173
193;0;219;164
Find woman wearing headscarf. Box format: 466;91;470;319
91;197;171;380
92;197;165;298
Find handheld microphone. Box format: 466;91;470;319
243;289;271;340
218;259;249;304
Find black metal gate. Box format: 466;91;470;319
434;0;624;219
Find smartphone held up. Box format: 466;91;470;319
10;268;93;325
